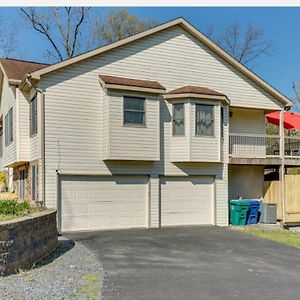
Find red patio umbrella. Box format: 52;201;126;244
266;111;300;130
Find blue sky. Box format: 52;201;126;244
2;7;300;105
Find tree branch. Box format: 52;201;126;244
20;8;64;61
70;7;85;57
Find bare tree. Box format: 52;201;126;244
0;13;20;58
91;9;159;47
20;7;89;62
209;22;274;67
293;81;300;102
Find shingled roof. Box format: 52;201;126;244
0;58;49;82
166;85;225;96
99;74;166;91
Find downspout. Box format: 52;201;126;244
40;90;45;207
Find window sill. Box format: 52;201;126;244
5;141;14;147
193;135;216;138
30;133;38;138
123;124;147;128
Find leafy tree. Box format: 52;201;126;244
91;9;159;47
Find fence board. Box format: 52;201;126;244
264;174;300;223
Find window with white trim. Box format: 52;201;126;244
30;95;37;136
5;108;13;146
123;96;145;125
195;104;214;136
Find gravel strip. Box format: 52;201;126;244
0;237;104;300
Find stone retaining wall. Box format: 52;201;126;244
0;209;58;276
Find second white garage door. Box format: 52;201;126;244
160;176;214;226
60;175;148;232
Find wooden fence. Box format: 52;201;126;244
264;174;300;223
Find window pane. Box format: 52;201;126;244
195;104;214;136
9;109;13;143
124;111;144;124
174;103;183;119
173;119;185;135
30;97;37;136
173;103;184;135
5;115;8;145
124;96;145;125
124;97;144;111
221;107;224;138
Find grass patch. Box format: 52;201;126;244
79;274;102;300
237;227;300;249
0;199;46;222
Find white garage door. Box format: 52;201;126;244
160;176;214;226
60;175;148;232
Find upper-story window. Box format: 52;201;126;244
173;103;185;135
5;108;13;146
30;95;37;136
123;96;145;126
195;104;214;136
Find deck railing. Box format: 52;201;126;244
229;133;300;158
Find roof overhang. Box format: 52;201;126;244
102;83;166;94
9;79;21;86
27;17;292;108
98;75;166;94
165;92;230;105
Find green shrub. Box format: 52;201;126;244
0;172;6;184
0;200;30;216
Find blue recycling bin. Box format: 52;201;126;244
246;200;261;224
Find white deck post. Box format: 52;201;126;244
279;110;286;225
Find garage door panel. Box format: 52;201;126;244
161;176;214;227
60;175;148;232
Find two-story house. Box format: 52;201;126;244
0;18;294;232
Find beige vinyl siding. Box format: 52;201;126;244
229;108;266;158
18;91;30;162
106;91;160;161
229;108;266;134
1;76;17;167
102;88;109;159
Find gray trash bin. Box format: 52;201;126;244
259;202;277;224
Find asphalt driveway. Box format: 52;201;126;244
66;226;300;300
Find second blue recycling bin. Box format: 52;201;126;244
246;200;261;224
